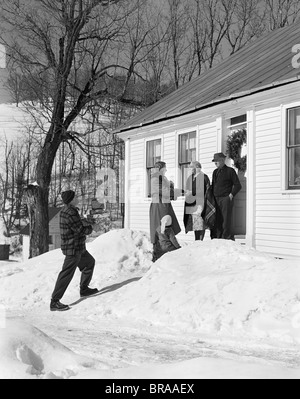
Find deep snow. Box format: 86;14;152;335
0;229;300;379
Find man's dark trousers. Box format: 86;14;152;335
52;250;95;300
211;196;234;240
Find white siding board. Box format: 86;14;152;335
256;230;300;239
254;103;300;258
256;244;300;258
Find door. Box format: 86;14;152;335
232;170;247;236
224;115;248;238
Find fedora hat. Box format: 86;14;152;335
212;152;227;162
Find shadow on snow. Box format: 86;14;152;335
69;277;142;307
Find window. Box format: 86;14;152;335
230;115;247;127
179;131;197;190
49;235;53;245
146;139;162;197
287;107;300;189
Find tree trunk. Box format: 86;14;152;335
25;124;62;258
24;184;49;258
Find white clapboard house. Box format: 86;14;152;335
115;24;300;259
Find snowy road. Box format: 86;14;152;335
19;308;300;375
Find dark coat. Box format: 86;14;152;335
149;172;181;244
153;226;181;262
156;226;181;252
212;165;242;198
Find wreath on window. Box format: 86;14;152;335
226;128;247;172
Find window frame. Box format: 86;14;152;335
286;106;300;191
178;130;198;191
145;138;162;198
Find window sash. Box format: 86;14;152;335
288;147;300;189
179;132;197;190
146;139;162;197
146;140;161;168
287;107;300;189
288;108;300;147
179;132;197;165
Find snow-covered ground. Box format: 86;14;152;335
0;229;300;379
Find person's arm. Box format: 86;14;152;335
68;208;93;236
151;175;172;202
185;176;195;204
204;175;211;195
230;169;242;198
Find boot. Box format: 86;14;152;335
50;300;70;312
80;287;99;298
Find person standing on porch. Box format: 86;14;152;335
211;153;242;240
184;161;211;241
150;161;182;262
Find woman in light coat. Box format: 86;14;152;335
184;161;210;241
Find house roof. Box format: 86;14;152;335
20;207;62;236
116;23;300;134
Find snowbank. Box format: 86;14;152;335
0;229;152;310
0;319;103;379
88;229;153;281
1;230;300;361
88;239;300;345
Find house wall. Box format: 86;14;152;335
49;213;61;250
255;104;300;258
126;117;219;244
122;83;300;258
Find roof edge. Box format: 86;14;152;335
116;76;300;137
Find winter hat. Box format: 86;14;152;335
161;215;172;234
62;190;75;205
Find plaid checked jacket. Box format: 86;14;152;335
60;205;93;256
201;186;217;229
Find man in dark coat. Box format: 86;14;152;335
50;191;98;312
211;153;242;240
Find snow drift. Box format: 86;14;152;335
0;229;153;310
87;238;300;345
0;319;102;379
1;229;300;351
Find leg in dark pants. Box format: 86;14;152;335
78;250;95;293
213;197;234;240
52;254;81;301
195;230;206;241
52;250;95;300
210;199;224;239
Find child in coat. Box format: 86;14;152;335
153;215;181;262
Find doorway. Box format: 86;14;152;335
225;115;247;238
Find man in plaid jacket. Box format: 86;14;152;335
50;190;98;312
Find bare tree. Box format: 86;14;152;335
165;0;193;89
0;0;157;257
0;138;30;235
225;0;266;55
265;0;300;30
